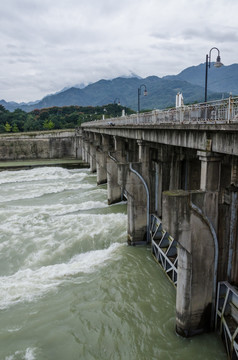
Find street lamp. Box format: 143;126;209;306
205;47;223;102
114;98;120;105
138;84;147;113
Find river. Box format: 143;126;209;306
0;166;227;359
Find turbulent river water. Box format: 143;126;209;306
0;165;227;360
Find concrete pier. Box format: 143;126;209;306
162;190;215;336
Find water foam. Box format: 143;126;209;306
5;347;37;360
0;182;95;203
0;243;124;309
0;167;88;185
0;167;93;202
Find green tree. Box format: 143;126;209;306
43;119;55;130
0;124;5;133
0;105;8;113
12;123;19;133
24;114;36;132
4;122;12;132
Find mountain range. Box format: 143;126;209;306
1;63;237;112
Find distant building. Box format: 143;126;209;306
176;92;184;108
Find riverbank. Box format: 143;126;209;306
0;158;89;171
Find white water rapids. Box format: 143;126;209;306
0;166;226;359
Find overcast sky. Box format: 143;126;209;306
1;0;237;102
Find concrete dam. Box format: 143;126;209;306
1;97;238;358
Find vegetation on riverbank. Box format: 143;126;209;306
0;104;134;133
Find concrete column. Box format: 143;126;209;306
162;190;215;336
153;160;171;217
197;151;223;232
126;139;138;162
114;136;125;161
107;137;126;205
228;157;238;283
107;157;122;204
198;151;221;191
75;128;82;159
89;142;96;173
138;140;164;219
76;139;82;159
181;157;201;191
126;163;148;244
96;135;110;185
154;162;162;216
137;140;150;187
228;189;238;284
81;136;87;162
169;152;182;190
83;139;90;164
231;157;238;186
116;141;150;244
96;151;107;184
151;145;171;217
81;141;85;161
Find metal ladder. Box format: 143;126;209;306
150;214;178;286
216;281;238;359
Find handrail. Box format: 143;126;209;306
81;96;238;127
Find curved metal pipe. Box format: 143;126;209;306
108;151;118;163
190;201;219;330
129;163;150;243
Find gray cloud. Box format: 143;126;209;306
0;0;238;102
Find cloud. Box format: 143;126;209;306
0;0;238;102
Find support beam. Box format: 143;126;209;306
96;135;109;185
198;151;222;191
107;137;126;205
162;190;216;336
126;163;148;244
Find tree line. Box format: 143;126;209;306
0;104;134;133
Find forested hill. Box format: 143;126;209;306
163;63;238;95
1;70;232;112
2;62;237;112
23;76;213;112
0;104;133;133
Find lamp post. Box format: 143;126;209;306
205;47;223;102
114;98;120;105
138;84;147;113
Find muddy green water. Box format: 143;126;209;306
0;166;226;359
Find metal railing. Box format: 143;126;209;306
216;281;238;359
150;214;178;286
81;96;238;127
151;215;238;359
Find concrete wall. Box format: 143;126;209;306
0;130;79;160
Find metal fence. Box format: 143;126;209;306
82;96;238;127
150;214;178;286
216;281;238;359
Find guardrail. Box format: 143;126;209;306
216;281;238;359
81;96;238;127
150;214;178;286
